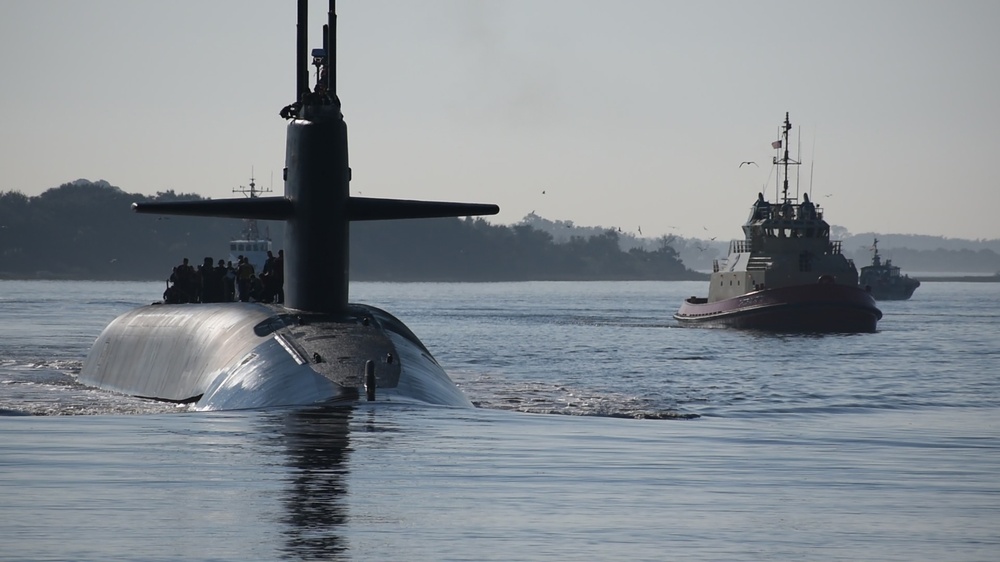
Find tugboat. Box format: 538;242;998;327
859;237;920;300
674;112;882;332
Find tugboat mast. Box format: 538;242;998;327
774;112;800;203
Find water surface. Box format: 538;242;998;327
1;280;998;560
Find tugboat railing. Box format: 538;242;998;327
730;238;845;255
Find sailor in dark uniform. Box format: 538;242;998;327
799;192;816;220
751;192;772;220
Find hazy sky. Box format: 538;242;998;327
2;1;998;241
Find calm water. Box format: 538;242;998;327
1;280;998;561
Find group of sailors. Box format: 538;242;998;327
751;192;818;222
164;250;284;305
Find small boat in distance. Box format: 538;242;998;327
674;112;882;332
227;176;272;273
859;237;920;300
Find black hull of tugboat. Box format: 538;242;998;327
675;283;882;333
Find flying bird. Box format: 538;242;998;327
638;226;642;235
740;161;758;167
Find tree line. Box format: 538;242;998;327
0;181;704;281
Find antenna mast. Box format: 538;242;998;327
782;113;791;202
796;126;801;201
808;128;817;199
773;112;800;203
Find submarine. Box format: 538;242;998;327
78;0;499;411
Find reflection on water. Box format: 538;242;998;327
271;405;412;560
273;406;353;560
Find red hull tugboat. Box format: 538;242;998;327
675;113;882;332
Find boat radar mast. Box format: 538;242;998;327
232;174;272;200
773;111;801;204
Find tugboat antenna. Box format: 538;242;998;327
796;126;802;202
782;112;791;202
773;112;800;204
808;128;817;200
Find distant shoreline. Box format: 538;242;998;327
915;275;1000;283
2;273;996;283
0;274;708;283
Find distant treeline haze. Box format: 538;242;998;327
3;181;997;280
519;212;1000;274
0;181;702;281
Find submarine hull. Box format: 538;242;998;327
79;303;472;410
